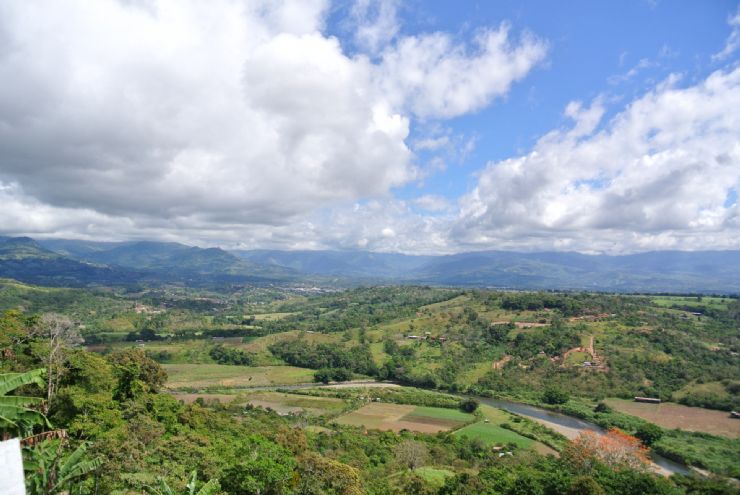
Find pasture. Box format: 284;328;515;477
335;403;474;433
163;364;314;389
454;422;533;448
605;399;740;438
651;295;729;311
413;467;455;487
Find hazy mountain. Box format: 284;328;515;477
407;250;740;293
235;248;740;293
234;249;433;278
5;237;740;292
38;239;297;278
3;238;297;286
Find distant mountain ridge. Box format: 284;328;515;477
0;236;738;292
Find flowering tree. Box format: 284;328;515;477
562;428;649;473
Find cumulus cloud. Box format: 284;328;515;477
0;0;544;244
375;24;547;119
455;68;740;253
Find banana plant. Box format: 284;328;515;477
0;369;50;438
146;471;221;495
24;440;103;495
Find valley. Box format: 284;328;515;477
3;277;738;493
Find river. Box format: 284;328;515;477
176;380;691;476
479;397;690;476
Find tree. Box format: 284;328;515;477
296;452;363;495
32;314;83;405
634;423;663;447
220;436;296;495
107;348;167;400
542;388;569;405
314;368;333;384
0;369;50;439
395;440;429;470
565;476;604;495
0;309;35;351
562;428;649;473
460;398;479;413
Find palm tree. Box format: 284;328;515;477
0;368;50;438
146;471;221;495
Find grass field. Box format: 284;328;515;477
251;312;297;321
164;364;314;389
651;296;729;311
239;330;339;353
605;398;740;438
454;422;533;448
564;350;591;366
336;403;473;433
414;467;455;487
243;391;346;416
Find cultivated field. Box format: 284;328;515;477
170;392;241;404
242;391;346;416
605;399;740;438
163;364;314;389
336;403;473;433
454;422;533;448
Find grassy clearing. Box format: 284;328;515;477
419;294;469;311
473;404;567;452
651;296;729;311
604;398;739;438
251;312;297;321
564;350;591;366
240;330;339;353
413;467;455;487
407;406;472;422
164;364;314;390
335;402;473;433
454;422;533;448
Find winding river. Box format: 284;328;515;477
477;397;690;476
177;380;691;476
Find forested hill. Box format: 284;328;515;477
1;236;739;292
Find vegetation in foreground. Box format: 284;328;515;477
1;283;739;493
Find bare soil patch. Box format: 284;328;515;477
336;403;469;434
605;399;739;438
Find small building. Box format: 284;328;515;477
634;397;661;404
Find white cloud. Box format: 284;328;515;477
375;24;547;119
0;0;544;245
713;5;740;61
413;194;453;213
455;68;740;253
350;0;400;54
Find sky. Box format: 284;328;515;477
0;0;738;254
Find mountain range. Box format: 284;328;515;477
0;236;738;293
